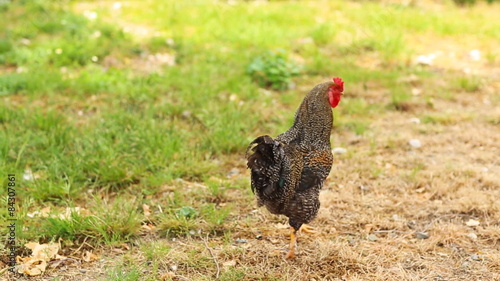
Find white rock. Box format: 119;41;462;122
409;118;421;124
227;168;239;177
20;38;31;45
359;185;369;191
467;233;478;240
408;139;422;148
466;219;480;227
411;88;422;96
23;169;34;181
223;260;237;267
415;54;436;66
332;147;347;155
166;38;175;46
469;49;481;61
16;67;27;73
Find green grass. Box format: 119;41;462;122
1;0;500;278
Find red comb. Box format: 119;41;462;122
332;77;344;92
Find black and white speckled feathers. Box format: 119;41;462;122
246;81;335;232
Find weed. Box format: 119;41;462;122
104;264;142;281
175;206;199;219
455;76;481;92
247;50;301;90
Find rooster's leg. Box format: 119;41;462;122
285;228;298;259
299;224;317;234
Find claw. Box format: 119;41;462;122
299;224;317;234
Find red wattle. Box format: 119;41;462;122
329;91;341;108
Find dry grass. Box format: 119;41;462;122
136;78;499;280
37;87;497;281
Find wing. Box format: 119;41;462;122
296;149;333;191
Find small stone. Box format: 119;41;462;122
166;38;175;46
469;49;481;61
411;88;422;96
467;233;478;240
470;254;482;261
407;221;417;229
332;147;347;155
359;185;370;191
256;235;262;240
23;169;34;181
227;168;240;177
170;265;178;271
367;234;378;241
223;260;237;267
408;139;422;148
20;38;31;45
235;238;247;243
462;262;469;268
466;219;480;227
415;54;436;66
415;232;429;239
229;94;238;101
409;118;421;124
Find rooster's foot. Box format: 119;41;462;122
299;224;317;234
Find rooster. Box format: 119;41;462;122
246;77;344;259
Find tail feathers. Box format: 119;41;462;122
246;135;284;197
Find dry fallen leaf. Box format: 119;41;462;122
223;260;237;267
161;271;176;280
82;251;99;263
141;223;156;232
26;242;60;260
142;204;151;217
27;207;51;218
18;259;47;276
17;242;62;276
